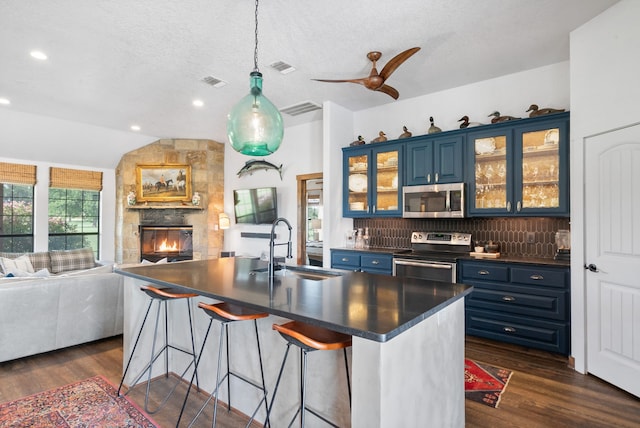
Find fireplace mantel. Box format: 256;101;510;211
127;205;203;210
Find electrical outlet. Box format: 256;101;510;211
526;232;536;244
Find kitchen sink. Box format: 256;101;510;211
251;265;342;281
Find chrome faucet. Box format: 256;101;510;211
268;217;293;285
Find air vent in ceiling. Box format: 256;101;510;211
201;75;227;88
270;61;296;74
280;101;322;116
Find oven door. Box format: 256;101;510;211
392;258;456;283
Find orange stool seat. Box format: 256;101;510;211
268;321;352;427
178;301;271;428
118;284;200;415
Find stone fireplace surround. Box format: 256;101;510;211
115;139;224;264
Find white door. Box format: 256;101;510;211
585;123;640;397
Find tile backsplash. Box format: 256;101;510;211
353;217;570;258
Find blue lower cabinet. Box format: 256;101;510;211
331;250;393;275
459;259;570;355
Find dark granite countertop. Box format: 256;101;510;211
332;247;570;267
116;257;472;343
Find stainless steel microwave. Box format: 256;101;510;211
402;183;465;218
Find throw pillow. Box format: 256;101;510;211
49;248;96;274
0;255;35;275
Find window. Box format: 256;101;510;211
0;162;37;252
48;167;102;258
0;184;35;252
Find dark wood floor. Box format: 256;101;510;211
1;335;638;427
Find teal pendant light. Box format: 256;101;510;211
227;0;283;156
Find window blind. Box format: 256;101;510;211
49;167;103;191
0;162;37;185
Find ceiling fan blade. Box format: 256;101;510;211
376;84;399;100
312;77;367;85
379;47;421;80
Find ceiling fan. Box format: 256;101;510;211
312;47;421;100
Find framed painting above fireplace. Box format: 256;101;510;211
136;164;192;203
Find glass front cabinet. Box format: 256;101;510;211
467;113;569;217
343;144;402;217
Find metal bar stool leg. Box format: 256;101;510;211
118;296;154;396
181;302;270;428
118;286;200;415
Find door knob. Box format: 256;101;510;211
584;263;599;272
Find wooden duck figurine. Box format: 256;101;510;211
428;116;442;134
398;126;412;139
458;115;483;128
488;111;519;123
350;135;366;146
526;104;565;117
370;131;387;143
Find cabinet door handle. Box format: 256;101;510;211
427;173;431;183
502;295;516;302
435;173;439;183
341;257;350;262
517;201;522;212
507;201;512;212
503;326;517;333
371;260;380;265
478;270;490;275
530;274;544;280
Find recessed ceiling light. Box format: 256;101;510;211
130;125;141;131
30;51;48;60
193;99;204;107
0;98;10;105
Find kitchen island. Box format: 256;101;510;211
116;257;472;427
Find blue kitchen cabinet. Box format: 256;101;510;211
343;143;402;217
331;249;393;275
466;112;569;217
405;134;464;185
460;259;571;355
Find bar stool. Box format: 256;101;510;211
177;301;270;428
268;321;352;428
117;285;200;414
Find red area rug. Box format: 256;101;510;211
0;375;158;427
465;359;513;408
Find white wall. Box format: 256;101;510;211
222;120;323;259
0;108;157;169
569;0;640;373
354;62;570;138
0;156;116;261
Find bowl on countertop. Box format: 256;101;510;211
485;242;500;253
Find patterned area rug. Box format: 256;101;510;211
465;359;513;408
0;375;158;427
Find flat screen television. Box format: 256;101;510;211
233;187;278;224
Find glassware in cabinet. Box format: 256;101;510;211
346;151;369;214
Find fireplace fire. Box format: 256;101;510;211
139;225;193;262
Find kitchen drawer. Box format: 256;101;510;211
331;251;360;270
361;254;393;273
466;308;570;355
460;262;509;282
465;283;568;320
511;266;567;288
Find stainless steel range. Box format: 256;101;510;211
392;232;472;283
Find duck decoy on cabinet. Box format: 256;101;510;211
458;115;483;128
428;116;442;134
350;135;366;146
370;131;387;143
488;111;520;123
526;104;566;117
398;126;412;139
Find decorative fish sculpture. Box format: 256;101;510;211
237;159;283;180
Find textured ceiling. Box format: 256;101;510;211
0;0;618;161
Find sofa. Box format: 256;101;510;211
0;248;124;363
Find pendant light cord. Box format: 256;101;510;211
253;0;259;72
